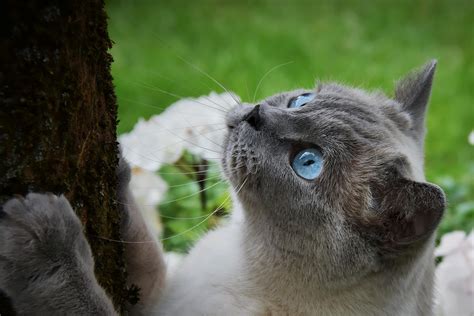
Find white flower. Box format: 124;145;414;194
119;92;240;169
129;167;168;236
468;130;474;146
435;230;474;316
119;116;185;171
161;91;240;160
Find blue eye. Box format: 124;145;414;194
288;93;315;108
291;148;323;180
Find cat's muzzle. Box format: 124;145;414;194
223;124;259;185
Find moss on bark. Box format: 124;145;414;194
0;0;128;313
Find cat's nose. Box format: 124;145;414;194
243;104;262;130
225;104;263;129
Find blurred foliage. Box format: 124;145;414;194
107;0;473;252
158;154;230;252
436;163;474;238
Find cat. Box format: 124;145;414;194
0;60;445;315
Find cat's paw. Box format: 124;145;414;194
0;193;94;298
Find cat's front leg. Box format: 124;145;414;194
117;155;166;315
0;193;117;316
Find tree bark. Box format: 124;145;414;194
0;0;129;313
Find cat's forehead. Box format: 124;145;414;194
257;83;415;154
263;83;397;109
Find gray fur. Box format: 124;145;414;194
0;61;444;315
395;60;437;141
0;193;117;315
222;60;444;314
0;153;165;315
117;153;166;315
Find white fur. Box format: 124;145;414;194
156;213;263;315
156;206;432;316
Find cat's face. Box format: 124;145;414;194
222;61;445;286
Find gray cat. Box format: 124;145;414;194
0;61;445;315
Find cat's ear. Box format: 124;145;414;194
394;60;437;139
371;173;445;248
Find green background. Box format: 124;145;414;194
107;0;473;252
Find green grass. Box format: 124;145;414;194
107;0;473;251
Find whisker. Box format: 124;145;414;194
116;76;228;115
177;116;225;149
150;35;241;106
113;178;228;208
153;161;246;176
160;177;248;241
159;213;212;220
253;61;294;103
91;235;157;244
156;125;224;155
159;179;227;205
245;80;252;102
120;128;227;165
136;79;229;114
201;95;232;112
132;174;224;190
153;127;226;155
135;68;223;101
177;59;241;106
157;170;215;176
133;79;230;114
149;84;231;115
119;97;227;119
192;157;222;161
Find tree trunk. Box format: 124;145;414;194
0;0;129;313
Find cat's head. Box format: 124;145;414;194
222;61;445;286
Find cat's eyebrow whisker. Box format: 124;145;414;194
175;58;240;106
132;68;229;110
130;77;230;112
140;68;227;101
161;177;248;241
150;34;240;107
252;61;294;103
